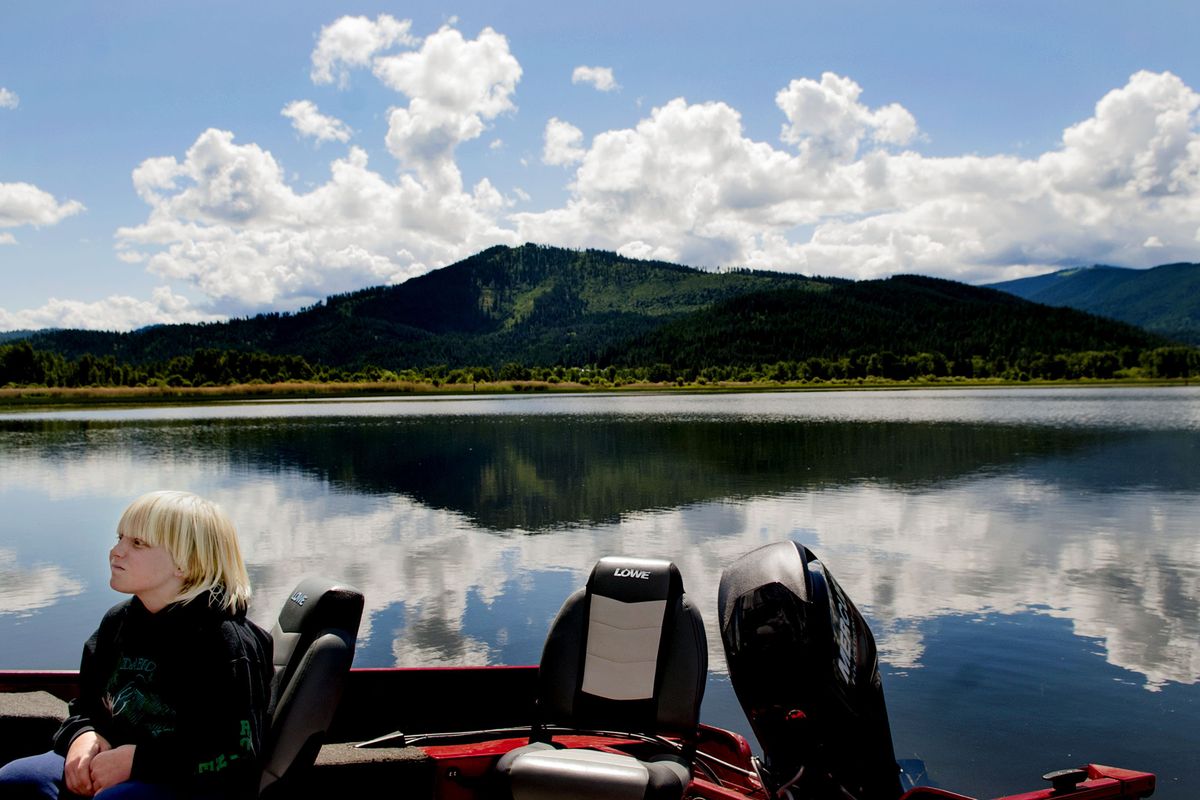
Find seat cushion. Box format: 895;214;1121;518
507;747;690;800
0;691;68;765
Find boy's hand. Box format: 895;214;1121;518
64;731;110;796
90;744;136;794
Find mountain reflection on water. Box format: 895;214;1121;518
1;391;1197;695
4;413;1188;531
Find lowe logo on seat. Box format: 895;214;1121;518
613;567;651;579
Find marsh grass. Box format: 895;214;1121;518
1;374;1188;410
0;379;577;407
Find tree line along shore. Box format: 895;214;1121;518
1;341;1195;406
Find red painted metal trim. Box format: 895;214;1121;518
0;670;80;702
986;765;1155;800
899;788;977;800
689;776;770;800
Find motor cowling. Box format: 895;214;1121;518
718;541;902;800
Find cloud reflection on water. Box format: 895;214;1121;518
0;440;1195;692
0;398;1195;695
0;549;85;615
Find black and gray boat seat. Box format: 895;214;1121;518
259;577;364;799
496;556;708;800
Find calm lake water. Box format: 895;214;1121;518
1;387;1197;798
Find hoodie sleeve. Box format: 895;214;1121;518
52;605;124;755
128;617;273;795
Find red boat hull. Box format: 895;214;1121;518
0;668;1154;800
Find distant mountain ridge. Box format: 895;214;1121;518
21;244;831;368
0;330;35;344
610;274;1162;367
13;244;1173;374
986;262;1200;345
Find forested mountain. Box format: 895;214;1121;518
611;275;1163;369
986;262;1200;344
5;243;1193;387
20;244;828;369
0;331;34;343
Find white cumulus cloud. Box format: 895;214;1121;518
517;70;1200;282
310;14;417;87
1044;70;1200;197
101;19;526;322
374;24;521;183
0;287;221;332
0;182;85;230
572;65;619;92
542;117;586;166
777;72;918;162
0;88;85;249
117;62;1200;320
116;128;517;316
281;100;353;144
516;97;814;267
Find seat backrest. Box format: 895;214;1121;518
535;556;707;741
259;577;364;797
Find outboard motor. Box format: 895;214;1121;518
718;541;901;800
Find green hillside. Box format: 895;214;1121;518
21;244;827;368
610;275;1166;376
6;244;1196;388
0;331;34;344
986;263;1200;345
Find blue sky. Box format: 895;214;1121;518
2;1;1199;331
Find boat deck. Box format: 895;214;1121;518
0;669;1155;800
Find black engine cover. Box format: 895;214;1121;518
718;541;901;800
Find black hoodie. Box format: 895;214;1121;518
52;591;273;797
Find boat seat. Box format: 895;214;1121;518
259;577;364;799
0;691;68;766
496;556;707;800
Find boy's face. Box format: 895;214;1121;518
110;531;184;612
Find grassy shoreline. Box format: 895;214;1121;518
0;375;1191;409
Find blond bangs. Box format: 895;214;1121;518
117;490;252;613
